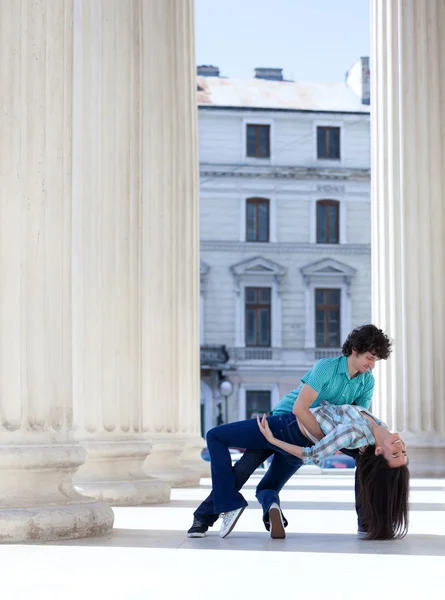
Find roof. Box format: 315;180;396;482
197;76;370;114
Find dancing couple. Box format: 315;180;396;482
187;325;409;541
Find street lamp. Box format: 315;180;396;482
218;377;233;424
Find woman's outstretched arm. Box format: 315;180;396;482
256;414;303;458
257;413;362;465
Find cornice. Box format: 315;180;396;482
200;164;371;182
200;241;371;254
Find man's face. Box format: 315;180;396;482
352;350;380;373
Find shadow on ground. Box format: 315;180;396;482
151;499;445;512
197;483;445;493
45;529;445;556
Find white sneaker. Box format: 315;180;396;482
269;503;285;539
219;506;246;538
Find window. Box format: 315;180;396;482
246;390;271;419
231;256;284;349
246;124;270;158
245;287;271;346
246;198;269;242
317;200;339;243
315;288;340;347
317;126;340;159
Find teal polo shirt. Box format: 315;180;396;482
273;355;375;415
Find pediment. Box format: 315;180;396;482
230;256;285;278
301;258;356;279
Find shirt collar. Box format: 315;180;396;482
362;421;376;446
338;356;348;375
339;355;365;384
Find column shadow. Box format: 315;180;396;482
42;529;445;557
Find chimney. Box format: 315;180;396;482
254;67;283;81
197;65;220;77
346;57;370;105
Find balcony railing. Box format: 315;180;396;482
313;348;342;359
231;347;282;361
228;347;341;363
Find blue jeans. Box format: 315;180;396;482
194;449;272;527
205;413;312;514
256;451;302;530
194;448;300;529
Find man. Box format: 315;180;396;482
187;324;392;539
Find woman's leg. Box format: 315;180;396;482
206;418;273;514
193;449;273;527
254;414;314;534
256;452;302;531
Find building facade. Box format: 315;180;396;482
199;60;373;431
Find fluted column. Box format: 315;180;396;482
72;0;169;504
141;0;207;486
371;0;445;475
0;0;113;541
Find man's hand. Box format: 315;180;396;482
257;413;275;443
292;384;324;441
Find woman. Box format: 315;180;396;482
205;402;409;541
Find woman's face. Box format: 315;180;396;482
376;433;408;467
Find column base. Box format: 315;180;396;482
0;444;114;543
180;434;210;478
75;480;170;505
74;441;171;505
144;433;201;487
0;501;114;543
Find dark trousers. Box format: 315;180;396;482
194;421;363;531
194;448;300;529
194;413;311;519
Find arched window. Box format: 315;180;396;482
316;200;339;244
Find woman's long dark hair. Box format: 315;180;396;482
356;445;409;540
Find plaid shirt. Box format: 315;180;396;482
300;402;387;465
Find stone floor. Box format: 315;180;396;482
1;469;445;599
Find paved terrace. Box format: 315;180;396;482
2;470;445;600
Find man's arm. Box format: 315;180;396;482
292;384;324;441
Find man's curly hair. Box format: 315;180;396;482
342;324;393;360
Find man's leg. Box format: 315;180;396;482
339;448;363;533
255;452;302;537
193;448;273;528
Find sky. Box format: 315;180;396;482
195;0;370;83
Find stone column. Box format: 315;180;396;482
72;0;169;504
371;0;445;475
0;0;113;541
141;0;207;486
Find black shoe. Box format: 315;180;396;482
187;518;208;538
